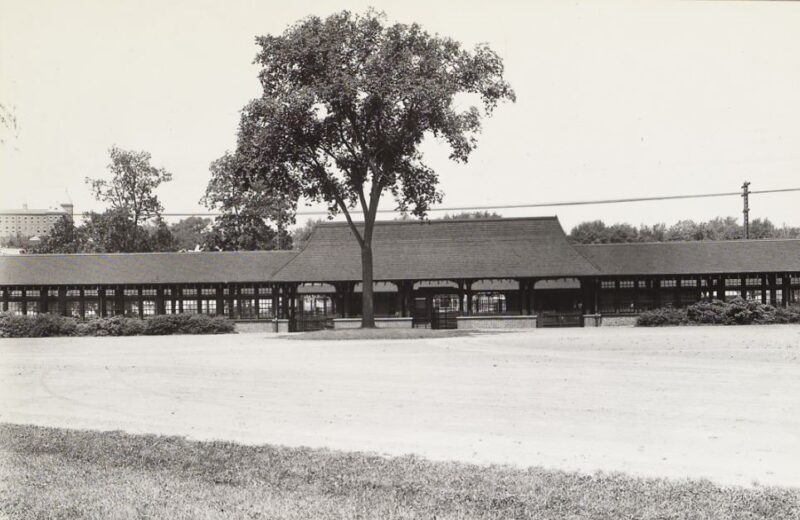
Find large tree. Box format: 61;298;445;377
202;152;294;250
86;146;173;228
230;10;514;326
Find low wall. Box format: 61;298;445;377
583;314;602;327
456;315;537;330
234;320;276;334
333;317;413;329
601;316;638;327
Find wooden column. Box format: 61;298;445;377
768;274;777;306
156;286;165;315
59;287;67;316
40;286;49;314
78;288;85;319
21;288;28;315
781;275;791;307
761;275;768;305
466;281;474;316
740;275;747;300
457;280;465;315
1;287;7;312
518;279;526;316
215;286;224;316
718;276;726;302
653;278;661;308
115;288;124;316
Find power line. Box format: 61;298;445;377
6;187;800;218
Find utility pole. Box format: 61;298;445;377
741;181;750;239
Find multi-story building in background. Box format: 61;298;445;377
0;202;74;239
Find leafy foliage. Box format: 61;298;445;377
0;313;236;338
169;216;211;251
225;10;514;325
637;298;800;326
86;146;173;227
570;217;800;244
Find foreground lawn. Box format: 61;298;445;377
1;424;798;519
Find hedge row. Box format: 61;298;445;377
637;298;800;326
0;313;236;338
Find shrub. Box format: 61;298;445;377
0;313;234;338
636;307;687;326
143;314;235;335
0;313;78;338
637;298;800;327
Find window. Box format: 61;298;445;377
163;288;172;296
182;288;197;296
745;290;762;303
791;278;800;285
181;300;198;314
105;288;115;297
66;301;81;318
201;300;216;314
10;290;22;297
725;278;740;287
201;288;216;296
746;278;761;286
681;279;698;287
84;289;98;297
124;288;139;296
66;289;80;297
85;301;99;318
661;280;677;288
240;287;255;295
27;301;39;315
142;300;156;316
258;299;273;318
142;288;156;296
725;290;740;299
7;302;23;315
124;301;140;317
27;289;40;297
472;293;506;315
619;280;634;289
601;281;615;289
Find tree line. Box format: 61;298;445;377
567;217;800;244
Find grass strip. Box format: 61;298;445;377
1;423;798;519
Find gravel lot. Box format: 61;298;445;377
1;326;799;487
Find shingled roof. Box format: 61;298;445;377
575;240;800;276
272;217;600;282
0;251;297;286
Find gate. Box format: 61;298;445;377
538;312;583;328
291;314;331;332
431;309;458;330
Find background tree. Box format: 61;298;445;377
292;218;325;250
440;211;502;220
170;216;211;250
232;10;514;326
86;146;173;228
29;216;87;254
202;152;294;251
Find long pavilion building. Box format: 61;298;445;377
1;216;799;330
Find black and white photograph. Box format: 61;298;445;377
1;1;799;518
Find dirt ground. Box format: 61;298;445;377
1;326;799;488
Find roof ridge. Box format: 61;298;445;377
574;238;800;247
315;216;560;227
9;250;299;258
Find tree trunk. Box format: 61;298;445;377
361;244;376;328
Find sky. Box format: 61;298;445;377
1;0;799;232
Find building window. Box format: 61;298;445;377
619;280;634;289
200;300;216;314
182;288;197;296
142;288;156;296
7;302;23;315
163;288;172;296
124;301;140;317
681;279;698;287
105;288;116;297
201;288;216;296
600;281;615;289
746;278;761;286
124;288;139;296
472;293;506;315
182;300;198;314
27;289;40;297
142;300;156;316
258;299;273;318
661;280;677;288
66;301;81;318
241;287;255;295
26;302;39;315
85;301;99;318
10;290;22;298
84;288;98;297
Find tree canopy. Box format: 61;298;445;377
86;146;173;227
568;217;800;244
224;9;515;326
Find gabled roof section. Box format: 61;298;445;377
575;239;800;276
273;217;600;282
0;251;297;286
